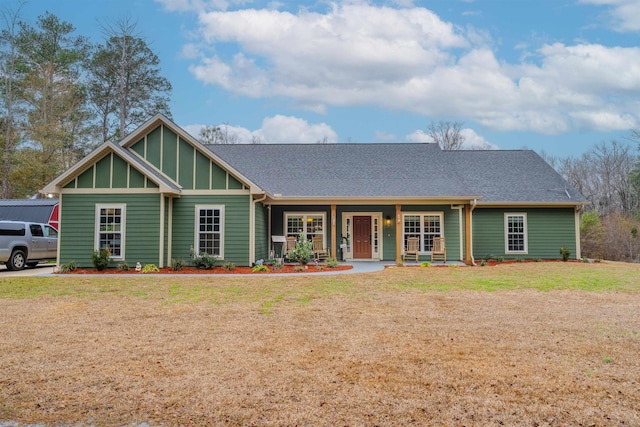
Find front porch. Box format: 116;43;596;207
263;202;474;265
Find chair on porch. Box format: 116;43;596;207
403;237;419;263
431;237;446;263
312;235;330;261
285;236;297;258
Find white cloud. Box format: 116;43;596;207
183;115;338;144
173;1;640;135
579;0;640;32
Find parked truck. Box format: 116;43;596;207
0;221;58;270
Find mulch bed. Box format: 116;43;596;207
62;264;353;274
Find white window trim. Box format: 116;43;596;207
95;204;126;260
505;212;528;254
195;205;225;259
284;212;326;246
402;212;444;254
341;212;384;260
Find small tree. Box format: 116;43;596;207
288;233;313;265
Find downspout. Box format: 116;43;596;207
250;193;268;266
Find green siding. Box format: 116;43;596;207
130;138;145;157
195;151;211;190
171;195;251;266
77;166;93;188
212;163;226;189
255;202;269;260
178;138;194;189
129;168;145;188
95;155;111;188
162;127;178;181
473;208;577;260
59;193;162;267
146;127;162;168
112;155;129;188
228;175;243;190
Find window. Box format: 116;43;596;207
96;205;124;258
285;213;325;245
29;224;44;237
505;213;527;253
403;213;443;253
196;206;224;257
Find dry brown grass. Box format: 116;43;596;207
1;262;639;426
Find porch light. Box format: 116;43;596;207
385;215;392;226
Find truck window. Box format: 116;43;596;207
44;225;58;238
0;224;26;236
29;224;44;237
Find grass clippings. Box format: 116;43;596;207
1;261;639;426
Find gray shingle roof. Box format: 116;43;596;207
206;143;586;204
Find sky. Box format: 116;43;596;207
13;0;640;157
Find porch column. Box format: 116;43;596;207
395;204;402;263
464;204;473;265
331;204;337;260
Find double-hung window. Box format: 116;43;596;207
505;213;527;253
196;206;224;257
96;205;125;259
403;213;443;253
285;213;325;245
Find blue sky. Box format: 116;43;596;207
15;0;640;157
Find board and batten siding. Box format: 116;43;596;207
59;193;162;267
472;208;577;260
171;195;251;266
129;124;246;191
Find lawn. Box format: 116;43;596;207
1;261;639;426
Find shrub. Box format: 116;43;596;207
420;261;432;267
288;233;313;265
581;257;590;263
117;262;130;271
141;263;160;273
496;257;505;263
58;261;78;273
560;247;571;262
91;249;111;271
479;260;487;267
191;249;217;269
252;264;269;272
223;262;236;271
326;258;339;268
171;259;186;271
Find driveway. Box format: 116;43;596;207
0;263;55;277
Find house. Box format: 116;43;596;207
0;199;59;230
42;114;588;268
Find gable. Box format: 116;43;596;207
62;151;159;191
128;123;250;192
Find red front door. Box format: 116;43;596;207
353;216;372;259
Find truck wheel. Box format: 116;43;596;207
7;249;26;271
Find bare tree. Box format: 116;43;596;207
427;120;465;150
198;123;238;145
0;1;25;198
